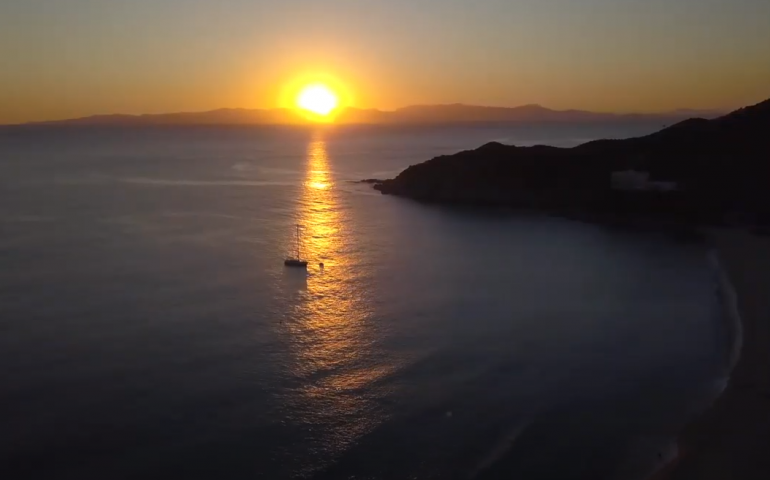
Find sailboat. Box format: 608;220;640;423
284;224;308;268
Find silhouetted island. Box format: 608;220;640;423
373;98;770;226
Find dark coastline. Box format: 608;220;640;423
370;98;770;230
649;230;770;479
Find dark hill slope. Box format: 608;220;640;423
374;98;770;223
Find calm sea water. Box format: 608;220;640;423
0;124;725;479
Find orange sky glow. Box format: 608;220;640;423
1;1;769;124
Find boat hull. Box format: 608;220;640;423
284;259;308;268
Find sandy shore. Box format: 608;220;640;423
654;230;770;479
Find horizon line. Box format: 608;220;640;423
4;102;734;127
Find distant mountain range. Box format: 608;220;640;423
21;104;724;126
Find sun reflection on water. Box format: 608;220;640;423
279;131;393;457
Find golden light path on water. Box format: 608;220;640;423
280;132;394;464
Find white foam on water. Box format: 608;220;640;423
708;249;743;372
467;418;533;479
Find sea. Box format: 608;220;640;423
0;122;727;479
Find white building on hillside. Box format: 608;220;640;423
611;170;678;192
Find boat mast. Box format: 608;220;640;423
296;224;301;259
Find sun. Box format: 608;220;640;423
296;84;339;116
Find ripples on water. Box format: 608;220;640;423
0;124;725;479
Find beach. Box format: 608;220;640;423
656;229;770;479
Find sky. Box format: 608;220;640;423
1;0;769;124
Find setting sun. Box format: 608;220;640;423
296;84;339;116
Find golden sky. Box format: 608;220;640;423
1;0;769;124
